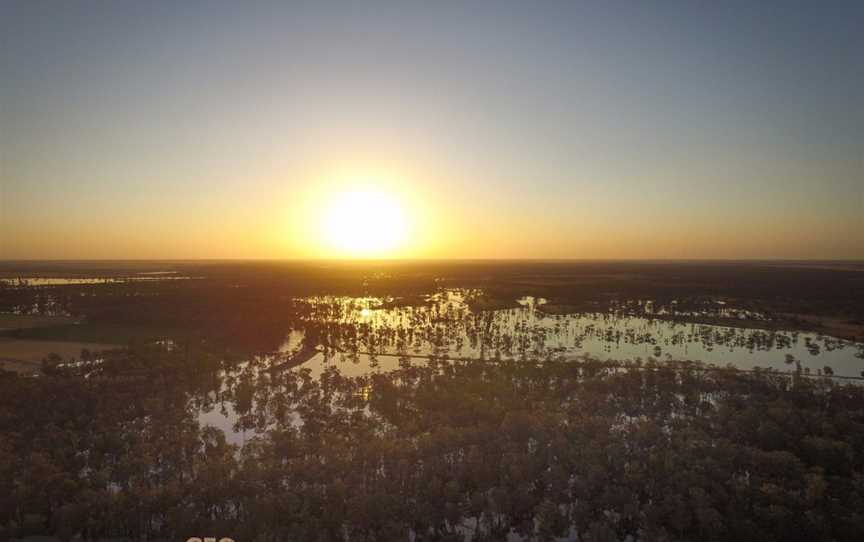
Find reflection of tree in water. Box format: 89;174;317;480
294;290;863;375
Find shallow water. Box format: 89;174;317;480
293;290;863;376
199;289;864;444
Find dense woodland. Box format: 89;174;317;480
2;343;864;541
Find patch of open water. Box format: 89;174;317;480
199;289;864;444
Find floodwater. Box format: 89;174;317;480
291;290;863;376
199;289;864;444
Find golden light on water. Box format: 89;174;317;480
322;188;409;256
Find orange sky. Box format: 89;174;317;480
1;3;862;260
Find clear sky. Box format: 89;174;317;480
1;1;862;259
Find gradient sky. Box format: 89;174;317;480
1;1;862;259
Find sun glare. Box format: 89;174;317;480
322;189;408;256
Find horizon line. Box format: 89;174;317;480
1;257;863;264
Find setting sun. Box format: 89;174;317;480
322;189;408;256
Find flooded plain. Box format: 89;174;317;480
287;290;864;377
6;262;864;539
198;289;864;444
3;276;862;443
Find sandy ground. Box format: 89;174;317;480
0;338;114;373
